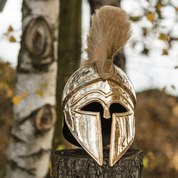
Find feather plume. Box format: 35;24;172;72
84;6;131;67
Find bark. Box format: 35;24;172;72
52;148;143;178
0;0;7;12
5;0;59;178
54;0;82;149
88;0;121;15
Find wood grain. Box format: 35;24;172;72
52;148;143;178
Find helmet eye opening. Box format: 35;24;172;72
109;103;128;115
80;102;103;113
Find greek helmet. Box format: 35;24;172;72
62;6;136;166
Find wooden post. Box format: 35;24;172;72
52;148;143;178
0;0;7;12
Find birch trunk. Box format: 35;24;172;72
5;0;59;178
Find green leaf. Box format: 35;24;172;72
162;87;167;93
159;33;167;41
143;157;149;168
156;2;164;8
171;85;176;90
35;89;44;97
8;25;13;32
142;28;147;36
130;16;142;22
9;36;16;42
41;83;47;89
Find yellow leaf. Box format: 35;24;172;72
162;49;168;55
12;92;30;106
143;157;149;168
35;89;44;97
8;25;13;32
49;161;52;177
146;13;155;23
21;92;30;98
175;7;178;11
162;87;167;93
12;96;22;106
56;144;65;151
159;33;168;41
9;36;16;42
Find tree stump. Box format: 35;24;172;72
52;148;143;178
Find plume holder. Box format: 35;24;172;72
95;58;114;80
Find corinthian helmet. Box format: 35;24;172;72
62;6;136;166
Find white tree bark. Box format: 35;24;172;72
5;0;59;178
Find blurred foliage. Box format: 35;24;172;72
0;61;16;177
135;89;178;178
3;25;18;43
129;0;178;57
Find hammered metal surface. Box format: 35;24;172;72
62;64;136;108
110;114;135;166
62;64;136;166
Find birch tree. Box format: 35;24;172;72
5;0;59;177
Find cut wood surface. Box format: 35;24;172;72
52;148;143;178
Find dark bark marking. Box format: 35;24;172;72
7;160;36;176
11;133;27;143
0;0;7;12
25;17;53;59
22;0;31;20
17;16;54;72
18;148;51;158
17;104;56;127
35;104;56;131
